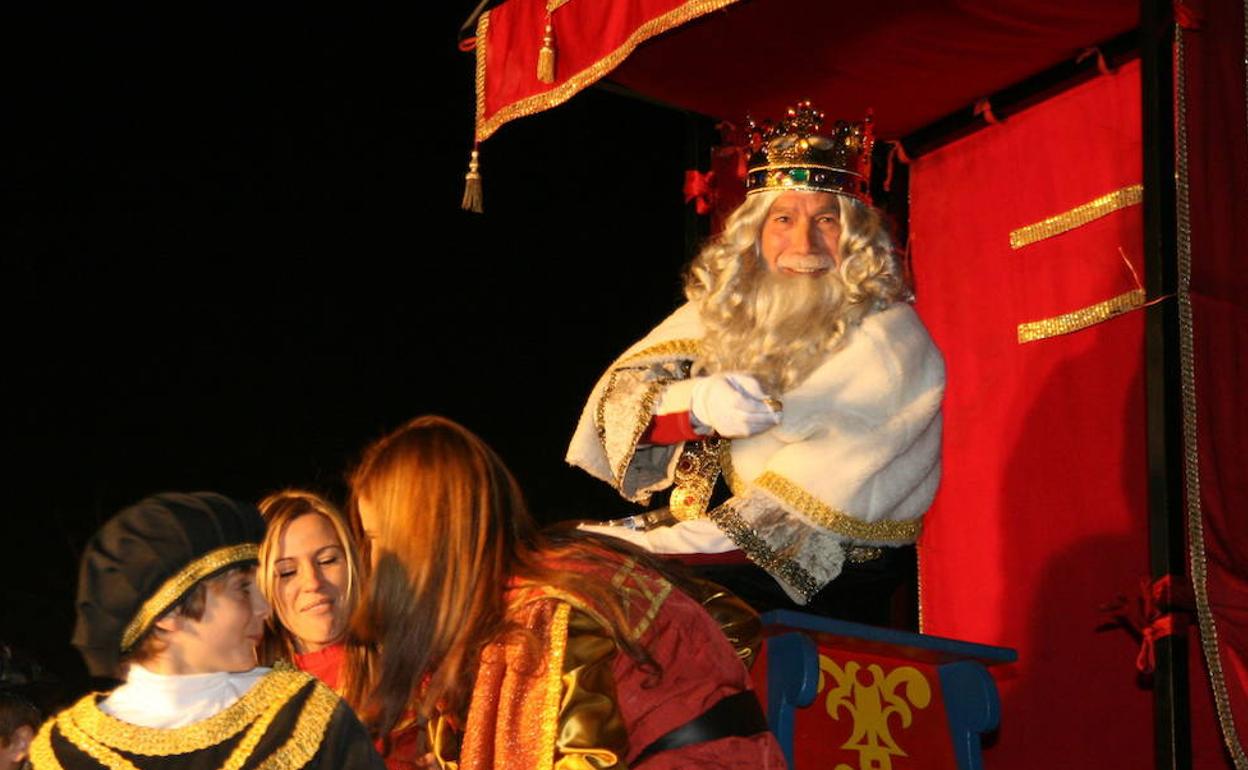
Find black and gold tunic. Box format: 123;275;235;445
30;666;385;770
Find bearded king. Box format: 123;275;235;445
567;102;945;618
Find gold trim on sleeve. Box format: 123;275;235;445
707;501;819;602
618;338;701;366
1016;288;1146;344
595;371;668;492
1176;21;1248;769
121;543;260;651
1009;184;1143;249
753;472;922;543
475;0;743;141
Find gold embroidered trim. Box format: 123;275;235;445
609;558;673;641
475;0;743;141
1008;184;1143;249
916;544;924;634
719;441;745;496
254;683;338;770
707;501;818;601
753;471;922;543
670;439;722;521
630;578;671;642
473;11;488;140
1016;288;1146;344
594;371;667;492
29;719;64;770
51;714;141;770
1177;22;1248;768
618;338;701;367
64;668;307;756
594;370;616;446
621;380;666;489
546;0;572;11
121;543;260;651
56;691;274;770
537;602;572;770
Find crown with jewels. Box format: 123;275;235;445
745;101;874;202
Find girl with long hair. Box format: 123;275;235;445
349;415;784;769
257;490;423;769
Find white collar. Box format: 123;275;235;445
99;664;271;728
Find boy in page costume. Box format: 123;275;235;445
31;492;385;770
568;103;945;618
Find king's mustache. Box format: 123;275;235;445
775;254;835;271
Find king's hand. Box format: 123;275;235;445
689;372;783;438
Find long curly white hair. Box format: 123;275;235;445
684;189;909;394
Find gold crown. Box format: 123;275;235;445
745;101;874;201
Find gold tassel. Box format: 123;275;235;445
461;148;483;213
537;20;556;83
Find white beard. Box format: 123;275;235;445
699;268;860;395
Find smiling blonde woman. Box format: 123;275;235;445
257;490;422;769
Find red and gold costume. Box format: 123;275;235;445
437;547;784;769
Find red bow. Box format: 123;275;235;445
1098;575;1192;675
683;170;717;215
1135;575;1191;674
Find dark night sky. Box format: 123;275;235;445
4;7;697;692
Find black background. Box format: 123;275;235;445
4;6;696;693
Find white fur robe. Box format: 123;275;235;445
567;301;945;603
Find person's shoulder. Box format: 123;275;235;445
615;301;704;364
255;663;343;720
857;302;944;372
28;693;94;770
861;301;931;340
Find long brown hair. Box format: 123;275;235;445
256;490;376;715
349;415;660;741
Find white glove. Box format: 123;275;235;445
689;372;782;438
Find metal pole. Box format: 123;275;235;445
1139;0;1192;767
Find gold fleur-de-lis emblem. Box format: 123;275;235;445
818;655;933;770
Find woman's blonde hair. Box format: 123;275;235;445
349;416;661;744
685;190;909;392
256;490;374;713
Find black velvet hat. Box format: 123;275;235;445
71;492;266;678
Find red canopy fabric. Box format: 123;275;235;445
469;0;741;143
470;0;1137;143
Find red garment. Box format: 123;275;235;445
293;644;344;690
639;410;701;445
604;566;782;769
458;547;785;769
292;643;425;770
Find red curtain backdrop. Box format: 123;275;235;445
911;62;1153;768
1182;0;1248;767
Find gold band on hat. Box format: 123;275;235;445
120;543;259;651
